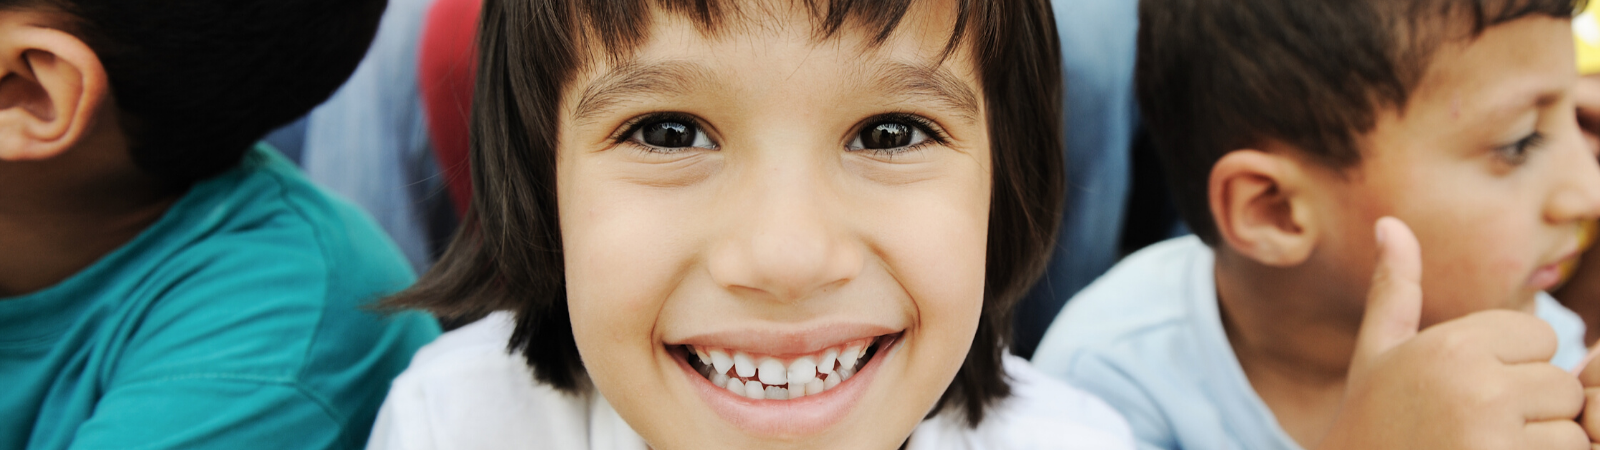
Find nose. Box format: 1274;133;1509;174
706;159;865;303
1546;124;1600;224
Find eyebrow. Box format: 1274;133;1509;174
1479;77;1568;122
572;60;717;124
863;62;981;123
570;60;982;124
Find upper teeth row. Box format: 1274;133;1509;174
691;338;870;387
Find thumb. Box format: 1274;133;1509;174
1349;217;1424;378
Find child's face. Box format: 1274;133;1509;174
554;5;990;448
1314;17;1600;326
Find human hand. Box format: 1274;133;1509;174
1576;347;1600;448
1317;217;1587;450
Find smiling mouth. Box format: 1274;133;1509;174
679;335;891;401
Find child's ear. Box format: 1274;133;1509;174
0;11;106;162
1208;144;1320;267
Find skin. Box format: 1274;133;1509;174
0;8;179;297
1207;17;1600;449
554;3;991;449
1551;73;1600;345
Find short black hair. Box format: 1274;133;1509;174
0;0;387;181
1138;0;1585;245
386;0;1064;427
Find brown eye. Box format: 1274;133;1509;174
629;116;715;150
642;121;694;147
848;118;932;153
860;123;913;149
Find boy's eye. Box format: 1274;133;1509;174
1493;131;1545;166
848;119;933;152
629;117;716;150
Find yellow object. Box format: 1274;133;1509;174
1560;220;1599;287
1578;3;1600;75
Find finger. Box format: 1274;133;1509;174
1576;344;1600;381
1443;310;1560;365
1350;217;1423;377
1582;388;1600;442
1524;420;1589;450
1507;363;1584;421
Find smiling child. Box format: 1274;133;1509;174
367;0;1134;449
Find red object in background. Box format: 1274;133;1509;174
418;0;482;218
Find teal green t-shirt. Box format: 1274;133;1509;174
0;145;442;450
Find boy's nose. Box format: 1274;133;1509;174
1546;126;1600;223
706;159;865;303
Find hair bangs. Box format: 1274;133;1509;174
568;0;976;66
1385;0;1589;105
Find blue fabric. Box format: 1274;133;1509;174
300;0;454;275
1032;237;1589;450
0;145;442;450
1013;0;1142;358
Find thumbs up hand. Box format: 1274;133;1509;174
1318;217;1587;450
1577;346;1600;446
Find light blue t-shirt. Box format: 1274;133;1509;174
0;145;442;449
1031;236;1588;450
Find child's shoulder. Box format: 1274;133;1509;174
1035;235;1215;357
906;355;1135;450
402;311;524;374
373;312;642;450
141;143;415;296
1028;236;1298;450
97;144;419;322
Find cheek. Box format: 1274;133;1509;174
1389;177;1543;315
857;176;991;368
879;201;987;324
1417;216;1536;313
560;177;696;370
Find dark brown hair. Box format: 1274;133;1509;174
1;0;386;182
1138;0;1586;245
388;0;1063;426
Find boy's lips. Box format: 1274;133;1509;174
1529;247;1582;290
671;333;900;438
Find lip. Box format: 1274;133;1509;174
667;323;900;357
674;334;898;438
1528;247;1583;291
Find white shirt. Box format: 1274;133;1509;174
1031;236;1590;450
369;313;1135;450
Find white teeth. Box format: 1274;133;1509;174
744;379;765;399
819;348;838;374
839;343;863;371
787;357;817;385
697;337;886;401
787;382;807;399
694;347;711;366
733;352;756;378
758;358;787;385
709;349;733;376
805;379;825;396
